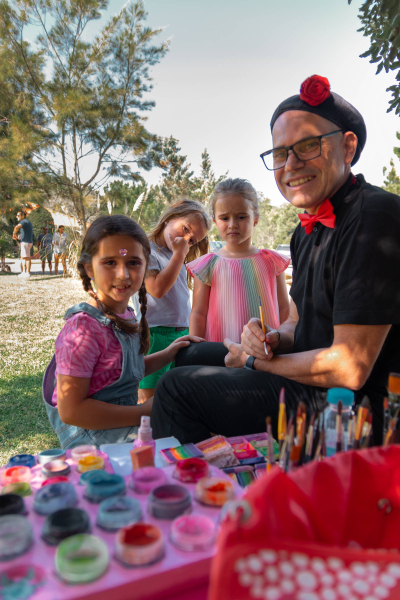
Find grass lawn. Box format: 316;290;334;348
0;273;86;466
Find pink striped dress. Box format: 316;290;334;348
187;250;290;344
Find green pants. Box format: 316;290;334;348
139;326;189;390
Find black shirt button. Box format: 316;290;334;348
313;227;318;232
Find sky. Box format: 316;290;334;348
39;0;400;206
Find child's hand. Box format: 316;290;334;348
166;335;204;360
169;234;189;258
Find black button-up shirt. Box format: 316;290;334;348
290;173;400;400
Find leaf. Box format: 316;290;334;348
377;61;384;73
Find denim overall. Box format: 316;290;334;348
42;303;144;449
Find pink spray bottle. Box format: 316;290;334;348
132;416;156;457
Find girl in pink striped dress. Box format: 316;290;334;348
187;178;290;344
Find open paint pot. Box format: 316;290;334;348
42;508;91;545
38;449;66;465
131;467;167;494
41;476;69;487
8;454;36;469
148;484;191;520
97;496;142;531
0;494;26;517
115;523;164;567
195;477;235;507
77;455;104;474
173;458;209;483
1;466;31;486
0;515;33;560
71;445;97;462
33;482;78;515
84;472;125;503
55;534;109;583
79;470;107;486
41;460;70;479
170;515;216;551
0;482;32;497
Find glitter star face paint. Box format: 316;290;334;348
119;249;128;256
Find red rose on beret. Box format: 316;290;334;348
300;75;331;107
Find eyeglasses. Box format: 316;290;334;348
260;130;344;171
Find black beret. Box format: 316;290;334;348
270;80;367;166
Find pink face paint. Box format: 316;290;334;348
170;515;216;552
131;467;167;494
173;458;209;483
119;249;128;256
1;466;31;486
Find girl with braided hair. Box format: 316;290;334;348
42;215;203;449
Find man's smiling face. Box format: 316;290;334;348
272;111;355;214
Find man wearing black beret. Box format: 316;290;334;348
151;75;400;445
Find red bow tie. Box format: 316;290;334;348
298;198;336;235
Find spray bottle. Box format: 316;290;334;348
132;416;156;457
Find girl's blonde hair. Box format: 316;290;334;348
210;178;260;219
148;199;212;289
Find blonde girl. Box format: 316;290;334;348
138;199;212;403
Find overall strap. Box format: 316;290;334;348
64;302;112;327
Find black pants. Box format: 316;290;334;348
151;342;328;443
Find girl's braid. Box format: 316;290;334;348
138;281;150;355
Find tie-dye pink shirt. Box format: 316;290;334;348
51;309;133;406
187;250;290;344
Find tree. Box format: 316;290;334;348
252;196;300;250
382;131;400;195
350;0;400;113
0;231;14;271
0;0;169;231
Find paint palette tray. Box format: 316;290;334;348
160;443;204;464
226;436;265;465
222;465;256;487
0;449;242;600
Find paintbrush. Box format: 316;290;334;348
361;413;373;448
290;402;307;466
286;423;295;471
336;400;343;453
311;412;321;459
278;387;287;451
347;413;355;450
304;412;316;463
258;296;269;356
354;396;371;450
266;416;275;472
280;412;294;470
384;417;397;447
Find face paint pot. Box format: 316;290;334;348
77;456;104;474
79;470;107;486
41;460;70;479
170;515;216;551
37;449;66;465
173;458;209;484
84;472;126;503
96;496;142;531
1;466;31;486
1;482;32;497
131;467;167;494
71;445;97;462
8;454;36;469
148;485;191;520
55;534;109;583
0;494;26;517
42;508;91;545
115;523;164;567
0;515;33;561
41;476;69;487
195;477;235;507
33;482;78;515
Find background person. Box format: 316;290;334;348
137;199;211;405
188;177;290;343
12;210;33;278
37;226;53;274
53;225;68;276
151;74;400;445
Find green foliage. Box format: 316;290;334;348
0;230;13;260
382;131;400;194
27;205;54;241
0;0;169;230
350;0;400;113
252;196;300;250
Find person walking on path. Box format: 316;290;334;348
53;225;69;276
151;74;400;445
13;210;33;278
37;226;53;274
